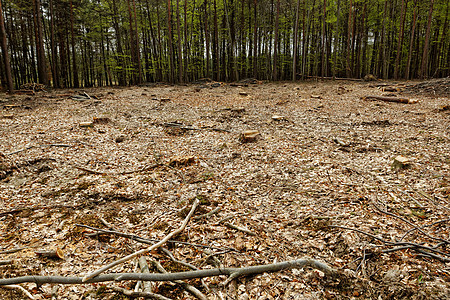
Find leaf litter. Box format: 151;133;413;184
0;80;449;299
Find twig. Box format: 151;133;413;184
331;225;450;262
0;258;336;286
372;201;449;244
110;286;172;300
1;285;35;299
82;199;200;282
0;260;13;266
401;218;450;241
138;256;153;294
0;247;26;255
151;260;207;300
77;224;233;251
223;223;256;236
160;247;210;292
7;145;34;155
160;248;198;271
193;206;221;220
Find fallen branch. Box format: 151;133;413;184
82;199;200;282
193;207;221;220
152;260;207;300
0;260;13;266
0;258;336;286
223;223;256;236
362;95;417;104
1;285;35;299
331;225;450;262
0;248;26;255
372;201;449;244
160;247;210;292
35;249;64;260
110;286;172;300
77;224;233;251
138;257;153;294
401;218;450;241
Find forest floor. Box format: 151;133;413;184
0;78;449;299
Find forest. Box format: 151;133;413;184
0;0;449;91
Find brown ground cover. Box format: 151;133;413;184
1;79;449;299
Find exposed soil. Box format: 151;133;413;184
1;79;449;299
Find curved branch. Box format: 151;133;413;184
82;199;200;282
0;258;335;286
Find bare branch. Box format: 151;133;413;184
1;285;35;299
82;199;200;282
0;258;335;286
110;286;172;300
151;260;207;300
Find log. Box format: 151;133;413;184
362;95;417;104
35;248;64;260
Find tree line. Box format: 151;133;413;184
0;0;448;91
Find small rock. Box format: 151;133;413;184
2;114;14;119
239;92;248;96
392;155;411;170
310;95;322;99
240;130;260;143
79;122;93;128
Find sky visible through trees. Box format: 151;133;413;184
0;0;449;90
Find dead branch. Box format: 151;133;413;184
193;206;221;220
401;218;450;241
35;249;64;260
331;225;450;262
0;248;26;255
82;199;200;282
223;223;256;236
372;201;449;244
138;257;153;294
0;260;13;266
160;247;210;292
1;285;35;299
151;260;207;300
0;258;336;286
77;224;233;251
362;95;417;104
110;286;172;300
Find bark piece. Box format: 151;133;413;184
240;130;260;143
168;156;196;167
392;155;412;170
79;122;94;128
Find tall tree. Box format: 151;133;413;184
0;0;13;92
420;0;435;79
32;0;49;85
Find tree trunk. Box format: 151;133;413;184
394;0;407;79
32;0;49;86
167;0;175;83
419;0;435;79
0;0;13;92
176;0;183;83
70;0;79;88
272;0;280;81
292;0;300;81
